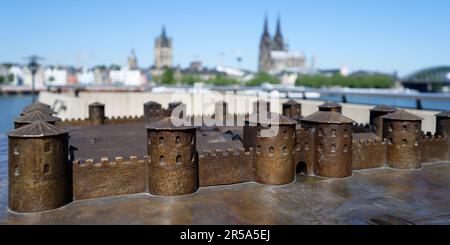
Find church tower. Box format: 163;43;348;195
258;16;273;73
155;26;173;69
273;16;284;51
128;49;138;70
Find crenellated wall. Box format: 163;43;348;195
72;156;147;200
352;138;387;170
421;133;449;163
199;148;254;187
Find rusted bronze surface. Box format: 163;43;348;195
88;102;105;126
14;110;61;129
382;110;423;169
369;105;396;137
2;161;449;224
143;101;163;120
5;101;450;217
8;121;71;213
315;123;353;178
254;124;297;185
318;101;342;113
147;118;198;196
352;133;387;170
282;99;302;122
167;101;186;118
436;111;450;138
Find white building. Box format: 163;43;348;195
109;67;142;86
269;50;307;74
44;67;68;86
78;68;95;85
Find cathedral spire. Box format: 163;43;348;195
161;25;167;40
275;14;282;37
273;14;284;51
263;14;270;37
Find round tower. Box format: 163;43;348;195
282;99;302;122
8;120;71;213
146;117;198;196
14;110;61;129
382;110;423;169
436;110;450;138
167;101;186;118
302;111;354;178
88;102;105;125
369;105;396;137
143;101;162;120
318;101;342;113
247;112;297;185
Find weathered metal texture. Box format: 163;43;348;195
253;100;270;114
198;148;254;187
143;101;163;120
147;127;198;196
72;157;147;200
88;102;105;126
254;124;297;185
21;105;56;116
14;110;61;129
282;99;302;122
167;102;186;118
436;111;450;138
243;125;257;151
352;135;387;170
315;123;353;178
318;101;342;113
294;128;316;176
370;105;396;137
383;120;422;169
420;135;449;163
8;122;71;213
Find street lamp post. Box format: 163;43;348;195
26;55;43;103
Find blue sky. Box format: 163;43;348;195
1;0;450;76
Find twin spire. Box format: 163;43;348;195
262;14;285;51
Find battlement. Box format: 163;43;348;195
352;135;387;170
73;155;148;171
421;132;450;163
199;147;254;187
352;138;386;147
73;155;148;200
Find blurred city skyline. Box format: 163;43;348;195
1;0;450;75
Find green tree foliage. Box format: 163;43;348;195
246;73;280;86
181;75;201;85
295;74;394;88
7;74;14;82
0;76;5;84
161;68;175;84
206;74;239;86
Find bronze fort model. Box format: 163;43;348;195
7;100;450;213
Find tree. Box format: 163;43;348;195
206;74;239;86
246;73;280;86
0;75;4;84
295;74;394;89
7;74;14;83
161;68;175;84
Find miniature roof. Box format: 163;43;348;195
381;110;423;121
89;102;105;107
144;101;162;106
15;110;61;124
319;101;342;108
283;99;300;105
370;104;397;112
146;117;196;130
246;112;297;125
436;110;450;118
23;102;51;111
22;105;56;115
8;120;69;138
301;111;354;124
